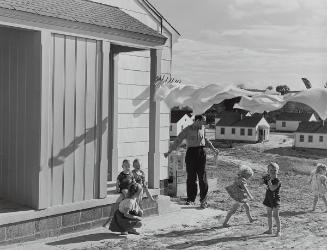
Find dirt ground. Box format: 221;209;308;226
10;132;327;250
135;133;327;249
88;132;327;250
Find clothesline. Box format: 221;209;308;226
154;81;327;120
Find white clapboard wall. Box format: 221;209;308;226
93;0;172;180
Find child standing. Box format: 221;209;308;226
262;162;281;237
132;159;155;202
109;183;143;235
223;166;255;227
309;163;327;212
116;159;134;200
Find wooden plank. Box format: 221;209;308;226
118;114;149;129
148;48;162;188
118;142;149;158
51;34;65;206
93;40;101;198
84;39;96;200
16;42;25;204
118;54;150;72
63;36;76;204
38;30;52;209
108;51;119;181
118;69;150;86
0;47;4;196
118;99;149;114
2;47;9;197
98;40;110;198
73;37;86;202
118;84;149;100
9;46;18;200
118;128;149;143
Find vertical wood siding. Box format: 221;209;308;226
0;28;41;208
48;34;103;206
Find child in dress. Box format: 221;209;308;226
309;163;327;212
262;162;282;237
132;159;155;202
109;183;143;235
223;165;255;227
116;159;135;200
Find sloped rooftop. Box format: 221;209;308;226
276;112;313;122
0;0;166;41
296;121;327;134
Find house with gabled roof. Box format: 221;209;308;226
170;110;194;137
0;0;180;243
215;113;270;142
294;121;327;149
275;112;317;132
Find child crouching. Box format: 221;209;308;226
223;165;255;227
109;183;143;235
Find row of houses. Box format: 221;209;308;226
170;110;327;149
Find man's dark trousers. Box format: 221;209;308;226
185;146;208;202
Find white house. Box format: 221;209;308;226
294;121;327;149
275;112;317;132
170;111;194;137
215;113;270;142
0;0;180;243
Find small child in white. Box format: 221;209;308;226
309;163;327;212
223;165;255;227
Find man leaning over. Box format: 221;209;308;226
164;115;219;208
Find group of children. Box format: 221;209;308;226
109;157;327;237
109;159;154;235
222;161;327;237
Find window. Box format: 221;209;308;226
221;128;225;135
308;135;313;143
248;129;252;136
300;135;304;142
319;136;323;142
232;128;235;134
170;125;172;131
240;128;245;136
282;121;286;127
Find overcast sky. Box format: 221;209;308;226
148;0;327;90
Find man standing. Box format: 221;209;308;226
164;115;219;208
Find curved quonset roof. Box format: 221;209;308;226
0;0;166;43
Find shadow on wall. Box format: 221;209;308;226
48;117;108;167
132;86;150;118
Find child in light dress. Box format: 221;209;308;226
116;159;135;201
132;159;155;202
261;162;282;237
222;165;255;227
109;183;143;235
309;163;327;212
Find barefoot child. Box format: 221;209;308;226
223;165;255;227
132;159;155;202
109;183;143;235
309;163;327;212
262;162;281;237
116;159;134;201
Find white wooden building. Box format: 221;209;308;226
0;0;180;243
294;121;327;149
275;112;317;132
215;113;270;142
170;111;194;137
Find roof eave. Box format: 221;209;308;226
0;7;167;47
